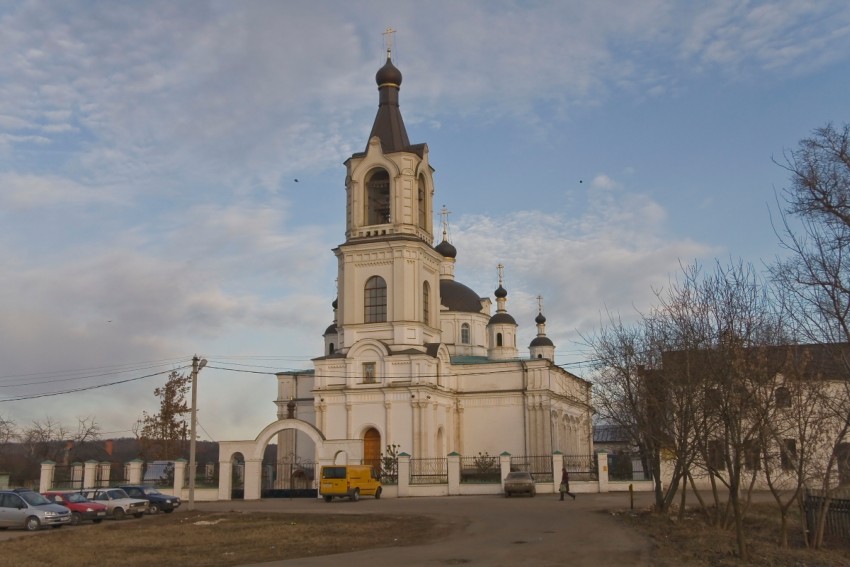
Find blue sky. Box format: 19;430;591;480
1;1;848;441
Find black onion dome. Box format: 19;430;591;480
440;280;483;313
324;323;337;335
494;285;507;298
489;312;517;326
535;313;546;324
376;57;402;86
530;336;554;347
434;239;457;259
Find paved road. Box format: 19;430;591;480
195;491;657;567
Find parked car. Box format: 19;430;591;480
119;485;181;514
0;489;72;531
503;471;536;497
81;488;148;520
43;491;109;525
319;465;382;502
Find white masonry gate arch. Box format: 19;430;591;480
217;418;365;500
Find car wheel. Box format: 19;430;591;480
93;519;103;524
505;491;511;497
323;495;332;503
351;488;360;502
51;525;62;529
25;516;41;531
375;486;382;500
113;507;125;520
530;488;536;497
164;509;174;514
133;513;144;518
70;512;82;526
148;503;160;514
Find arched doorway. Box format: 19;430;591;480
364;428;381;473
231;452;245;499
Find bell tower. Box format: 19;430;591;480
332;31;443;353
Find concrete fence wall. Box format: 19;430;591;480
41;451;654;501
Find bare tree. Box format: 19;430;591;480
771;123;850;547
0;414;16;455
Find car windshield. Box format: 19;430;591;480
65;493;88;503
107;489;130;499
144;488;161;495
507;472;530;480
19;491;51;506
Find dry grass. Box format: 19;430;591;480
613;503;850;566
0;510;452;567
6;501;850;566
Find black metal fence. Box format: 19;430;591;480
52;464;83;490
410;458;448;485
510;455;554;483
561;453;598;481
804;489;850;540
607;451;651;482
460;454;500;484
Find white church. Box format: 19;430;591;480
257;44;594;485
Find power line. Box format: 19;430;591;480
0;367;190;403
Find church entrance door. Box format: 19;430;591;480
364;428;381;474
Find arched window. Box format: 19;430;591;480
328;343;335;355
460;323;470;344
365;169;390;225
497;333;503;347
364;276;387;323
418;176;427;229
423;281;430;325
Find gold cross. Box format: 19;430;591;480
383;27;396;57
497;264;504;286
440;205;452;240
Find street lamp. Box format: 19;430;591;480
189;355;207;511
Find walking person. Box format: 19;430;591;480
559;467;576;501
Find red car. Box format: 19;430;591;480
42;491;109;525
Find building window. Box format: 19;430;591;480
423;281;430;325
496;333;503;347
775;387;791;408
460;323;470;344
708;439;726;470
744;440;761;470
328;343;335;355
363;362;376;384
364;276;387;323
705;388;722;413
781;439;797;470
365;169;390;225
418;176;427;229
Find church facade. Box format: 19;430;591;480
273;50;593;477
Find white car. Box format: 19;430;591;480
82;488;148;520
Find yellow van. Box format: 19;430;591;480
319;465;382;502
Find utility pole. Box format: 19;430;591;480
188;354;207;511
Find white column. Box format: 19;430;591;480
39;461;55;493
218;460;232;501
243;459;263;500
127;460;143;484
83;460;98;489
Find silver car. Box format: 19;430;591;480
0;489;72;531
503;471;536;497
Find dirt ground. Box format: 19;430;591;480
2;493;849;566
616;503;850;567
